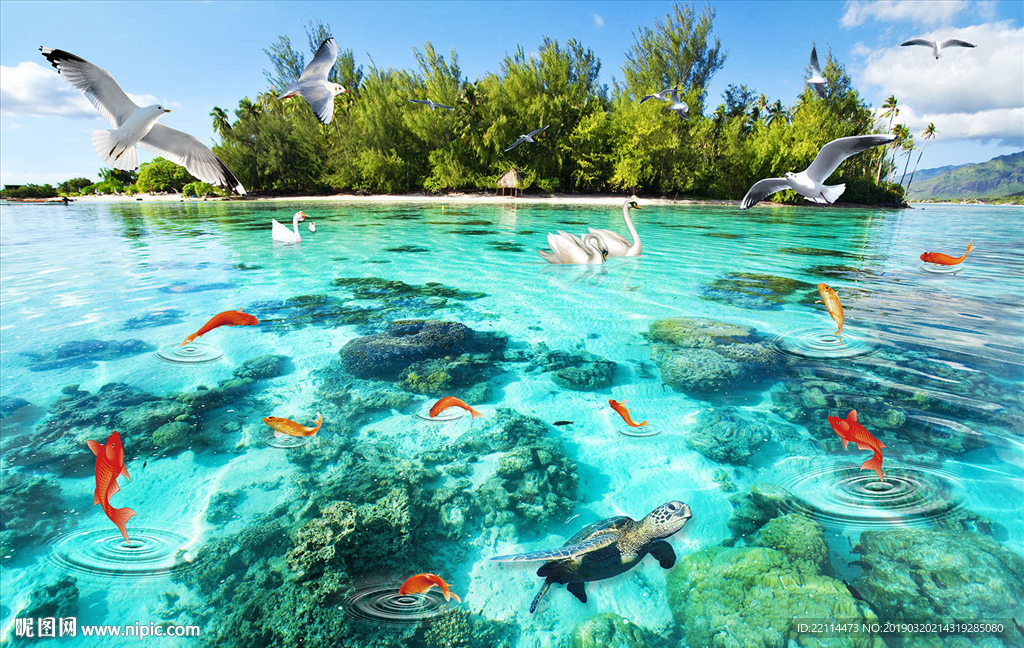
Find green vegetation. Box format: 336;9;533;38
0;184;58;199
908;151;1024;201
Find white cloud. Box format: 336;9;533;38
0;60;160;120
887;104;1024;146
856;21;1024;145
592;13;605;28
841;0;970;28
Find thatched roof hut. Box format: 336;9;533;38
497;167;521;197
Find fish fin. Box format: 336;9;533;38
966;239;974;255
107;479;121;498
861;452;884;481
120;464;130;481
469;407;483;419
108;506;137;543
836;329;843;346
841;439;849;450
848;410;858;423
275;431;287;439
854;441;873;451
879;442;887;448
87;440;102;455
449;591;462;604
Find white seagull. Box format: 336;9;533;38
806;46;827;99
278;37;350;124
740;134;896;209
900;38;976;60
409;99;454;112
667;88;689;120
40;46;245;194
639;87;676;104
504;125;550;153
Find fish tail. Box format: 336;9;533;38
966;239;975;255
529;581;552;614
313;412;323;432
106;505;137;543
449;591;462;604
180;332;199;347
469;407;483;419
861;451;884;482
836;328;844;346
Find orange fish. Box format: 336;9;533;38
816;283;845;345
609;399;647;427
429;396;482;419
181;309;259;346
398;573;462;603
263;412;323;437
827;410;886;481
86;431;136;543
921;240;974;266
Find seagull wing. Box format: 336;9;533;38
804;134;896;183
900;39;934;48
813;83;827;99
140;124;246;194
39;47;139;128
941;39;976;49
299;83;335;124
301;37;338;81
528;124;550;138
639;93;657;104
809;46;822;77
740;178;790;210
504;137;525;153
409;99;429;105
435;104;454;111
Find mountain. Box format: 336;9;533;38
908;151;1024;200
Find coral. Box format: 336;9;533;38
232;354;291;381
287;502;357;579
151;421;196;449
479;437;579;530
686;408;772;465
648;317;755;348
0;396;30;419
122;308;185;330
398;354;496;396
8;576;79;646
524;343;617;391
656;348;742;395
702;272;816;310
854;529;1024;623
727;483;794;541
22;339;153;371
419;607;514;648
569;613;650;648
751;514;829;573
0;472;66;564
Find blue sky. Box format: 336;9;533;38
1;0;1021;186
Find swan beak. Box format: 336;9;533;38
632;203;641;209
602;250;609;261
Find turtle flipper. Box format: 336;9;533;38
491;532;618;563
566;581;588;604
648;540;676;569
529;580;552;614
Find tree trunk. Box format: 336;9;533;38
899;148;913;186
905;140;929;196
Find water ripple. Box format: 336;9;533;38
340;582;455;624
155;342;223;363
49;527;202;580
921;263;964;275
773;328;877;360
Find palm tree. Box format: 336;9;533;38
210;107;231;138
905;123;938;195
875;95;898;182
898;131;915;186
887;124;909;183
766;100;789;126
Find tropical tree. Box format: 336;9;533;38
905;122;938;195
898;129;915;186
136;157;194;193
875;94;898;181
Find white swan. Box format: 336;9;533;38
308;221;316;233
272;211;306;244
588;198;642;257
538;231;607;265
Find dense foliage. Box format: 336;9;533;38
0;184;58;199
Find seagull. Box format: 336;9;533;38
278;37;350;124
504;125;549;153
408;99;454;112
740;134;896;209
900;38;976;60
667;88;689;120
639;87;676;104
806;46;827;99
39;46;245;194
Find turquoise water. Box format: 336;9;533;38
1;200;1022;647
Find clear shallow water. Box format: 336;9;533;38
1;200;1022;647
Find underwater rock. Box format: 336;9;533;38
0;472;66;564
397;353;496;396
122;308;186;330
0;396;30;419
287;501;357;579
480;436;579;530
570;613;650;648
332;276;486;301
666;544;883;648
854;529;1024;624
702;272;815;311
486;240;525;252
151;421;197;450
418;607;514;648
384;245;429;253
23;338;154;371
727;483;794;541
656;348;743;395
8;576;79;646
232;354;291;381
648;317;755;348
750;514;829;572
685;408;771;464
341;320;506;381
524;343;617;392
158;281;236;294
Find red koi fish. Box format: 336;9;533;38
86;431;136;543
181;309;258;346
816;283;845;345
399;573;462;603
828;409;886;481
609;399;647;427
921;240;974;266
429;397;481;419
263;412;323;437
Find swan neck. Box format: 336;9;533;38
622;203;640;250
292;214;301;235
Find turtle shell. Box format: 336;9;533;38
537;516;639;581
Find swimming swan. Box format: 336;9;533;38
272;211;306;244
539;231;608;265
588;198;642;257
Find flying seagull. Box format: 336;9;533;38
409;99;454;112
900;38;976;60
639;87;676;104
279;37;350;124
504;125;549;153
667;88;689;120
39;46;245;194
807;46;827;99
740;134;896;209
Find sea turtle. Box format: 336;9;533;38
490;500;692;613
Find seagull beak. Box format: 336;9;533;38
164;109;172;113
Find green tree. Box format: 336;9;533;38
57;177;93;195
875;95;898;181
136;157;195;193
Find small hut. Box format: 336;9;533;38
497;167;521;198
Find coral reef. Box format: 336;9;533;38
0;396;30;419
727;483;794;541
22;339;153;371
750;514;829;572
685;408;772;464
521;343;616;392
0;472;66;564
702;272;815;311
122;308;186;330
8;576;79;646
569;613;650;648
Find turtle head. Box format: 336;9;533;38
645;501;692;538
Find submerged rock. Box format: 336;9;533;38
524;342;617;391
122;308;186;330
0;396;30;419
570;613;650;648
22;339;154;371
685;408;771;465
702;272;815;311
727;483;794;541
8;576;78;646
0;472;66;564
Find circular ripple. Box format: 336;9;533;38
774;328;876;360
616;424;661;438
50;527;201;580
414;405;467;422
779;465;964;529
155;343;223;364
341;582;455;624
266;433;313;449
921;263;963;275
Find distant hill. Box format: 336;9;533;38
908;151;1024;200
